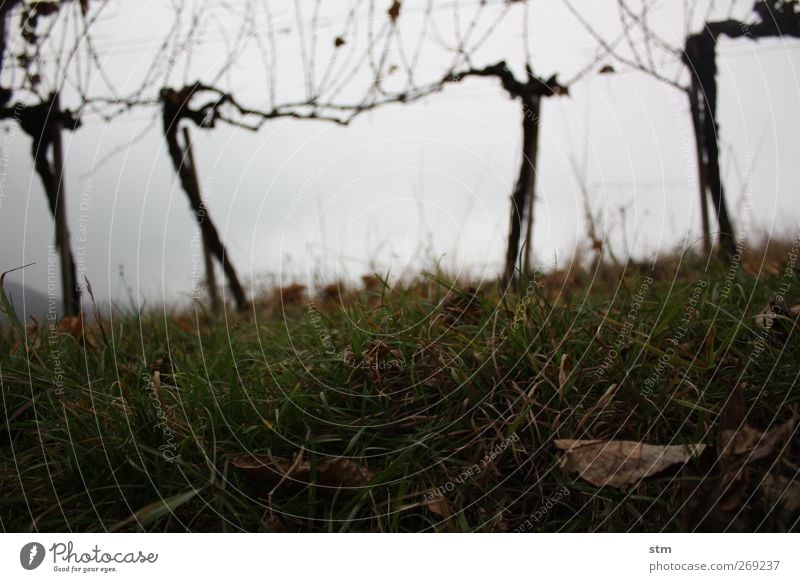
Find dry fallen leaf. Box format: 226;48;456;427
10;316;42;353
361;275;381;291
58;315;98;349
59;315;84;337
231;454;376;491
277;283;307;305
716;415;798;510
683;384;799;530
711;385;751;513
261;512;285;532
321;282;343;301
742;416;796;465
426;494;452;519
760;473;800;513
719;421;762;458
425;492;458;532
555;439;706;488
718;383;748;461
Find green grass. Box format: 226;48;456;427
1;243;799;532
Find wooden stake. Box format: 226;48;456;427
182;126;221;314
51;93;80;316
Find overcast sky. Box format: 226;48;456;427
1;0;799;311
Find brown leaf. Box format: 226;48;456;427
426;494;452;518
718;385;796;472
334;36;346;48
261;513;284;532
714;385;798;513
748;417;797;463
361;275;381;291
231;454;376;491
10;317;42;353
719;423;762;460
761;473;800;512
321;282;343;301
715;383;755;510
59;315;84;337
715;468;752;512
58;315;98;349
688;389;799;527
718;384;753;464
555;439;706;488
277;283;307;305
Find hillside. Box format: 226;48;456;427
1;241;799;532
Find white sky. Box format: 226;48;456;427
1;0;799;308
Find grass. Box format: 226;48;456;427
1;240;799;532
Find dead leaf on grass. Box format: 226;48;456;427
276;284;307;305
10;317;42;353
58;315;98;349
426;494;452;519
760;473;800;513
684;385;799;530
361;275;381;291
715;415;798;510
321;282;343;302
554;439;706;488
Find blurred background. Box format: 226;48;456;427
1;0;798;315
